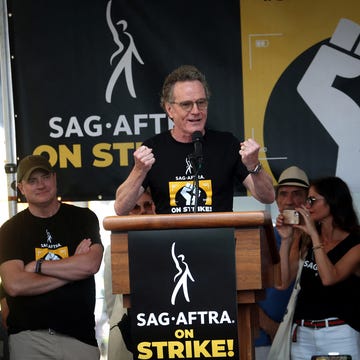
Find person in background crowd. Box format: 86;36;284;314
104;189;155;360
277;176;360;360
255;166;309;360
114;64;275;215
0;155;103;360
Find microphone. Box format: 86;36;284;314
192;131;203;161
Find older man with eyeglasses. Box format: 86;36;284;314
114;65;275;216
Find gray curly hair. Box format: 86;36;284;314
160;65;211;111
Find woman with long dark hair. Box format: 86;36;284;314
277;176;360;359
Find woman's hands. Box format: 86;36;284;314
293;205;318;240
276;213;294;241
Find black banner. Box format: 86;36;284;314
8;0;243;201
128;228;239;360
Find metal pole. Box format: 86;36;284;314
0;0;18;217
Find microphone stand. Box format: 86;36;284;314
190;131;203;213
191;155;202;213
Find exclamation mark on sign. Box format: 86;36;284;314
227;339;235;357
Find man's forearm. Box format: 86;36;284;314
1;260;69;297
244;170;275;204
3;271;68;297
114;167;147;215
38;244;103;281
251;170;275;203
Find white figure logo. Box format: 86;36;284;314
185;157;193;175
105;0;144;103
297;18;360;190
170;242;195;305
46;229;53;244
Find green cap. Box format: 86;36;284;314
17;155;53;182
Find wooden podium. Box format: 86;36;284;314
103;211;280;360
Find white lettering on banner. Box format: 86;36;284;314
112;115;132;135
136;310;234;327
48;113;169;138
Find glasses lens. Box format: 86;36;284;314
306;197;315;207
179;101;193;112
196;99;208;110
177;99;208;112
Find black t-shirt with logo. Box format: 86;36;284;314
294;233;360;331
0;203;102;346
143;129;248;214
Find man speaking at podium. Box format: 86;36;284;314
114;65;275;215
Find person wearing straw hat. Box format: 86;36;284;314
255;166;309;360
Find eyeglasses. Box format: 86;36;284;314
170;98;208;112
131;201;154;214
306;196;325;207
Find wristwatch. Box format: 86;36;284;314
248;162;262;174
35;259;44;274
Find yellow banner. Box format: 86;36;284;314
240;0;360;191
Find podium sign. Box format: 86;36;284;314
103;211;280;360
129;228;239;360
